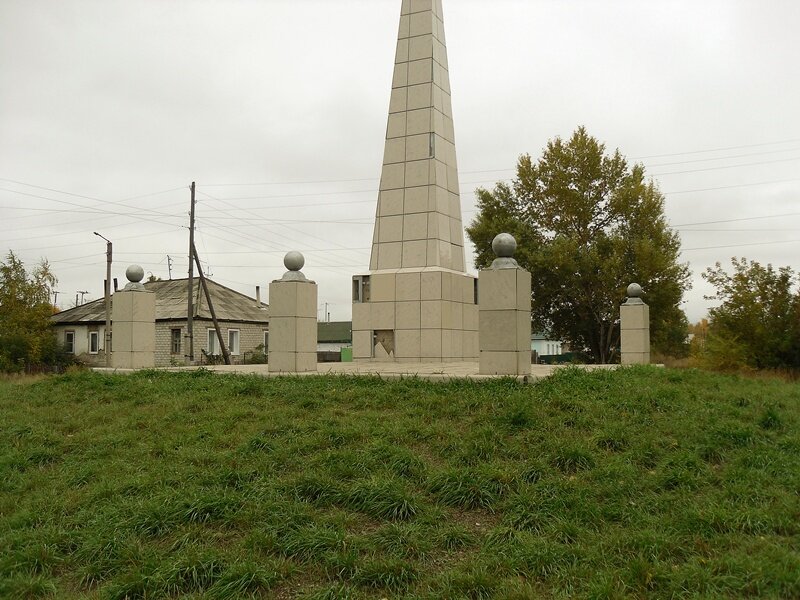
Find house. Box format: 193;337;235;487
317;321;352;352
316;321;352;362
51;278;269;367
531;332;564;357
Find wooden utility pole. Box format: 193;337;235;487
93;232;113;368
186;182;196;363
192;244;230;365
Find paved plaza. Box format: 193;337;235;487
130;361;620;383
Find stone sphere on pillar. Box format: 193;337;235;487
627;283;643;298
284;251;305;272
126;264;145;283
492;233;517;258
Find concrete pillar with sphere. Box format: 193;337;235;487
111;264;156;369
620;283;650;365
268;251;318;373
478;233;532;375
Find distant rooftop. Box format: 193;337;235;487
51;278;268;325
318;321;352;343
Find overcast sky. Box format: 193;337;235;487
1;0;798;323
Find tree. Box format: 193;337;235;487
466;127;691;363
702;257;799;370
687;318;709;355
0;251;60;372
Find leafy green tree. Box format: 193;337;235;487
702;257;799;370
0;251;60;372
467;127;690;363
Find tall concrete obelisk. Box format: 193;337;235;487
352;0;478;363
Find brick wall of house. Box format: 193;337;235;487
55;320;269;368
155;320;269;367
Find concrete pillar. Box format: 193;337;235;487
620;283;650;365
268;251;318;373
111;264;155;369
479;234;532;375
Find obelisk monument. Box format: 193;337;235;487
352;0;478;362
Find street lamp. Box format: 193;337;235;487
94;232;112;368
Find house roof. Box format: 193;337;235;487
318;321;352;343
51;278;269;325
531;332;561;342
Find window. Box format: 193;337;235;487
64;331;75;354
263;329;269;351
207;329;218;354
352;275;370;302
89;331;99;354
171;328;181;354
228;329;240;356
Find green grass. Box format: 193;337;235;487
0;366;798;598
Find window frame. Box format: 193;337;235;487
228;329;240;356
170;328;182;354
207;329;218;355
89;331;99;354
64;330;75;354
263;329;269;351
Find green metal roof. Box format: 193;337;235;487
317;321;352;343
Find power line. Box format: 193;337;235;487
196;189;369;269
646;146;800;168
201;176;377;187
4;171;796;241
631;138;800;160
196;139;800;187
672;212;800;227
195;215;373;224
0;187;185;224
4;224;184;249
115;248;371;256
47;253;105;264
192;138;800;189
194;178;506;203
663;178;800;195
0;214;122;238
652;155;800;177
195;173;800;208
679;228;800;232
18;231;177;253
0;178;186;210
0;202;184;220
682;239;800;252
190;263;369;270
444;145;800;177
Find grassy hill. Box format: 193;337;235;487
1;367;798;599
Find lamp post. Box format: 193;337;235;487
94;232;112;368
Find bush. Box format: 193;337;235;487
244;344;267;364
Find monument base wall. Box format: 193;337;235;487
352;268;478;362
